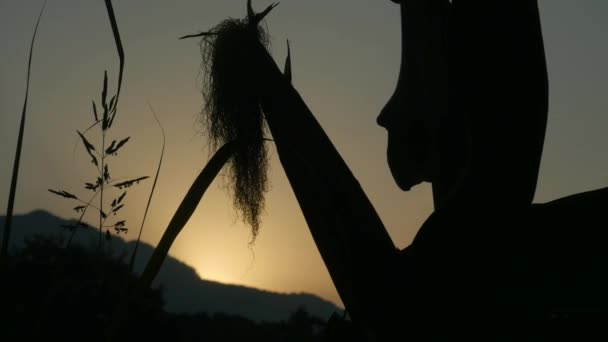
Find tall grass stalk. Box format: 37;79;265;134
128;103;166;272
48;0;146;250
1;1;47;266
100;0;125;248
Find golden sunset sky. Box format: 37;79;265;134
2;0;608;307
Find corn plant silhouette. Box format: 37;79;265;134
177;1;395;339
108;2;281;339
0;0;46;267
139;0;282;285
182;0;279;240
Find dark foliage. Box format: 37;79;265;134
0;236;358;341
169;308;365;342
0;236;169;341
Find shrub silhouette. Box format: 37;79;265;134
2;236;351;342
1;236;168;342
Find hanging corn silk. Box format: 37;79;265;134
181;1;279;240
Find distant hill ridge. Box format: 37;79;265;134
0;210;342;322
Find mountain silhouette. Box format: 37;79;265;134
0;210;342;322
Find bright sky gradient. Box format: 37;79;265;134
2;1;608;307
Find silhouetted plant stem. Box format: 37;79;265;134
99;131;106;248
138;141;234;290
0;1;46;267
107;142;234;341
100;0;123;249
63;190;100;247
50;0;147;251
128;103;166;272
